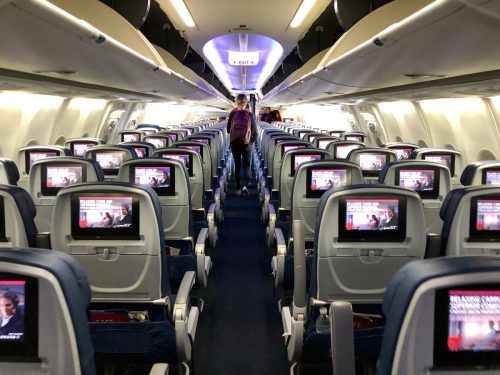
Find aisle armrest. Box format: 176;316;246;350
330;301;355;375
174;271;198;362
214;188;223;223
149;364;169;375
272;228;287;288
262;187;271;222
195;228;211;287
266;203;276;248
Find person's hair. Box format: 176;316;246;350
386;206;395;214
0;291;19;309
236;94;247;102
120;204;129;212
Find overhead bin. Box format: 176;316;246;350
263;0;500;106
0;0;229;106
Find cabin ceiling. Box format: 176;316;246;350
157;0;332;95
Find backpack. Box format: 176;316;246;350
230;110;252;145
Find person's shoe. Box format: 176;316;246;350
242;186;250;197
235;189;242;197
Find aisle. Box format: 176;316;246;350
193;185;288;375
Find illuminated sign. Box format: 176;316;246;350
228;51;259;66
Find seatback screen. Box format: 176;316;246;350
318;139;336;149
283;145;306;153
358;153;389;172
161;153;193;176
338;196;406;242
291;154;323;175
72;142;95;157
330;131;344;137
306;168;350;198
26;151;58;173
133;147;147;158
178;145;202;160
41;165;86;196
122;133;140;142
482;169;500;185
71;194;140;240
146;137;167;149
141;129;156;135
335;144;361;159
423;154;455;176
397;168;439;199
0;274;38;361
95;152;124;172
345;135;364;142
132;165;175;196
470;197;500;241
434;285;500;368
393;147;413;160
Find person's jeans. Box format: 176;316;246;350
231;143;252;189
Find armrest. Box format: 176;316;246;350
261;187;271;222
273;228;287;288
149;364;169;375
266;203;276;248
281;306;292;337
214;188;223;223
207;203;218;249
174;271;198;362
195;228;211;287
330;301;355;375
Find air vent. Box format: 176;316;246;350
231;27;252;32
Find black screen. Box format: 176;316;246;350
41;165;87;196
0;273;38;362
396;168;440;199
131;165;175;196
339;196;406;242
423;153;455;176
434;285;500;368
71;193;140;240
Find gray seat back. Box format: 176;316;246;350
347;148;398;183
272;141;311;190
327;141;364;160
412;148;464;189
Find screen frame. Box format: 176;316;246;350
434;284;500;369
129;164;176;196
160;152;194;177
338;195;407;242
71;192;140;240
0;273;39;362
395;166;440;199
306;167;352;198
290;153;324;176
423;153;456;176
40;164;87;196
469;195;500;242
25;151;60;174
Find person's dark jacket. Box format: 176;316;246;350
0;312;24;336
227;109;257;144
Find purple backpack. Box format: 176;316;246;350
230;110;252;145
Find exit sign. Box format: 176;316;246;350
228;51;259;66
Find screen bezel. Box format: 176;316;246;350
0;273;39;362
469;195;500;242
0;197;6;242
434;284;500;369
481;169;500;185
25;151;59;174
357;153;391;176
71;193;140;240
290;153;324;176
338;195;407;242
160;152;194;177
40;164;88;196
129;164;176;196
306;167;352;198
71;142;97;157
423;153;456;176
92;151;126;175
395;166;440;199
